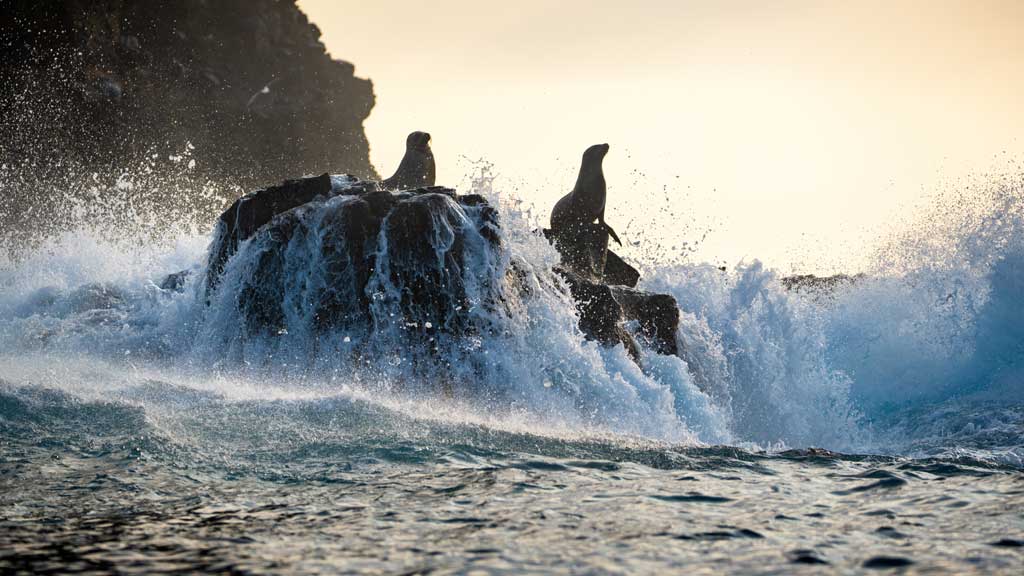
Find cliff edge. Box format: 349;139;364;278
1;0;377;237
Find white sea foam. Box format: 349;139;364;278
1;170;1022;461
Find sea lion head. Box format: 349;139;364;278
406;131;432;153
581;143;609;166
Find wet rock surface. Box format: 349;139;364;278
206;173;338;293
556;270;681;362
202;175;501;345
544;225;681;362
199;175;679;365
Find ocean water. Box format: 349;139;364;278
1;173;1023;574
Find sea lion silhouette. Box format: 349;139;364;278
550;143;621;245
382;131;435;191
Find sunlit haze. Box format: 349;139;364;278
298;0;1023;273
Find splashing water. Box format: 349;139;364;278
2;168;1023;573
2;168;1022;463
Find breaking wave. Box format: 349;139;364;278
1;170;1022;466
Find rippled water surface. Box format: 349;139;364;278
1;380;1022;574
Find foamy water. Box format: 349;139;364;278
1;170;1022;573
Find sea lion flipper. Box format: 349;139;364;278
603;222;622;245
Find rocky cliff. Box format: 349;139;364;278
1;0;377;239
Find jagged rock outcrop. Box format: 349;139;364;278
543;224;680;361
1;0;376;236
185;175;680;369
554;271;681;361
199;175;501;345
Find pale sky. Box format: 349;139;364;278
298;0;1024;273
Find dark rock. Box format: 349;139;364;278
206;173;334;292
2;0;378;236
159;270;191;292
234;195;384;337
359;189;400;218
782;273;865;292
207;176;500;346
557;268;682;363
558;268;640;361
460;195;502;247
541;221;679;362
312;196;380;330
609;286;680;356
382;193;473;334
203;174;679;368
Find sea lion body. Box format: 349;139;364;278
550;143;620;245
382;131;435;191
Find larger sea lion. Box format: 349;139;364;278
382;131;435;191
550;143;621;245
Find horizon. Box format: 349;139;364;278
299;0;1024;274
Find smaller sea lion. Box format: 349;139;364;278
382;131;435;191
550;143;621;245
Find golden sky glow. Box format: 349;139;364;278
298;0;1023;272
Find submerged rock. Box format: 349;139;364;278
159;270;192;292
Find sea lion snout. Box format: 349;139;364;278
407;131;432;152
583;143;609;163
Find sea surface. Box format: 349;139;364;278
1;173;1023;573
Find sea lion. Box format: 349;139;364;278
550;143;621;245
382;131;435;191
